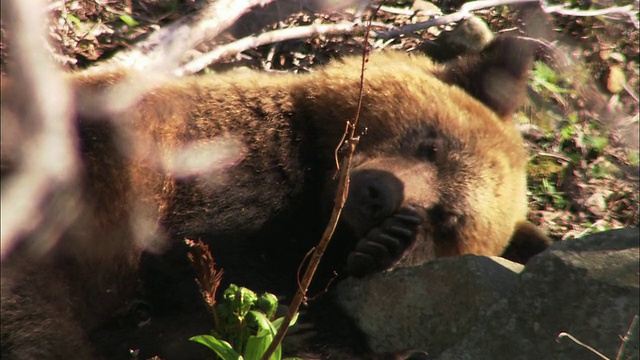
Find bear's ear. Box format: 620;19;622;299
437;36;535;119
501;221;552;264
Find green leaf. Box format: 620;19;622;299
533;62;558;83
119;14;139;27
244;334;274;360
272;313;298;331
585;135;608;153
190;335;242;360
532;62;573;94
250;311;277;336
567;113;579;124
559;124;575;140
627;151;639;167
256;293;279;319
248;337;282;360
223;284;258;319
65;14;81;26
536;77;573;94
246;311;285;360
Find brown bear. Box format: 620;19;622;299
0;36;550;359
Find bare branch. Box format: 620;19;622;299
259;5;381;360
176;21;362;76
377;0;639;38
541;2;638;28
378;4;442;17
88;0;277;73
377;0;538;38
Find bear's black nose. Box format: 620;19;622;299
343;169;405;236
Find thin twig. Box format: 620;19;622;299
335;121;352;171
556;332;610;360
258;4;382;360
623;83;639;102
531;151;574;164
616;315;639;360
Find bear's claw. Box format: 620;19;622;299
347;207;423;277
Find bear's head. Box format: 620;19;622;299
315;37;548;277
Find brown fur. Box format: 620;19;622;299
1;36;551;359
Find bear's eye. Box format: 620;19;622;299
416;142;437;161
416;138;446;164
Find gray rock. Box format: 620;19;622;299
334;255;523;356
440;227;639;360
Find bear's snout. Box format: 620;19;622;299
342;169;405;237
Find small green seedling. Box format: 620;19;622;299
190;284;299;360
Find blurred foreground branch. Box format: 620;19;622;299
1;0;79;258
89;0;277;73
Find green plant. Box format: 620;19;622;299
119;14;139;27
531;62;574;95
531;178;569;209
185;240;299;360
190;284;299;360
627;151;639;167
584;134;609;155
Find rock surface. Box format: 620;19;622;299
334;227;640;359
335;255;524;355
441;227;639;360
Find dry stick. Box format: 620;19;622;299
259;6;380;360
541;2;638;28
378;4;442;17
378;0;539;38
176;21;363;76
556;332;609;360
377;0;638;38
